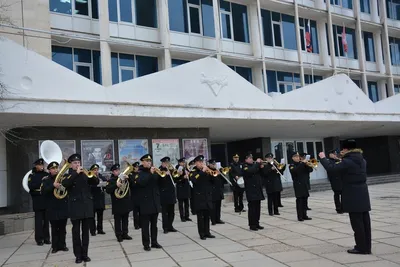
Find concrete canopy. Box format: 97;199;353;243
0;37;400;142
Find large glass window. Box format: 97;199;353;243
387;0;400;21
50;0;98;18
363;31;375;62
261;10;318;53
394;84;400;94
389;37;400;66
172;59;190;67
168;0;214;37
368;81;379;102
324;0;353;9
333;25;358;59
111;53;158;84
220;1;249;43
108;0;157;27
265;71;322;93
360;0;371;13
52;46;102;84
229;66;252;83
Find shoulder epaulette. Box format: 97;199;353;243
42;176;49;180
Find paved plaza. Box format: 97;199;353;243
2;182;400;267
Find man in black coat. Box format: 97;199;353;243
229;154;245;213
158;156;177;234
289;152;313;222
188;159;196;215
176;158;192;222
28;158;50;246
242;154;265;231
326;150;343;214
300;152;312;210
208;159;225;225
89;164;107;236
190;155;215;240
262;153;285;216
106;164;132;242
135;154;162;251
41;161;69;254
319;140;371;255
129;162;141;229
62;154;99;264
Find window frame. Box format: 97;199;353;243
119;66;136;82
271;14;284;48
220;5;234;40
73;62;94;81
50;0;98;19
187;1;204;35
114;0;136;24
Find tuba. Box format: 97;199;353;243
53;159;70;199
115;162;133;199
22;140;63;193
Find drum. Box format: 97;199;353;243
236;177;245;188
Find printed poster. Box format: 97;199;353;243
182;138;209;160
152;139;180;166
118;139;149;169
81;140;114;172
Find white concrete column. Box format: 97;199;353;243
158;0;172;69
212;0;222;60
0;134;7;208
374;32;385;74
370;0;379;23
249;2;261;58
361;73;368;95
387;77;395;97
317;20;330;67
252;65;264;91
98;0;112;86
378;80;387;100
326;1;336;71
294;1;304;86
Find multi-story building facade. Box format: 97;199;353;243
0;0;400;213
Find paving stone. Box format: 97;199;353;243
346;260;400;267
286;258;346;267
179;257;229;267
267;250;320;263
322;251;380;264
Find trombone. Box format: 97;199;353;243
267;159;286;180
203;165;233;186
154;165;176;186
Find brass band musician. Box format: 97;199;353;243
262;153;285;216
89;164;107;236
208;159;225;225
130;162;141;229
176;158;192;222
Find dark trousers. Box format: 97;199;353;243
140;213;158;247
196;209;211;237
50;219;67;250
267;192;279;215
133;204;140;228
71;218;90;258
190;192;196;215
233;190;244;211
334;191;342;211
90;209;104;234
211;200;222;224
34;210;50;243
349;212;372;253
296;197;308;220
277;191;283;206
178;199;190;220
161;204;175;230
306;196;310;209
248;200;261;228
114;213;129;237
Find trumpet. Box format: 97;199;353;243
81;168;95;178
306;158;319;169
153;167;168;177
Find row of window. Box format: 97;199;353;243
49;0;400;22
52;46;399;104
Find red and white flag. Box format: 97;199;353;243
342;25;348;54
306;20;312;53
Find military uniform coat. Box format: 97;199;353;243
229;162;244;192
28;168;48;211
135;166;161;215
62;169;98;220
209;168;225;201
289;163;313;198
91;173;107;211
320;150;371;213
41;174;69;221
326;158;343;192
262;163;286;194
242;163;265;202
129;171;140;205
106;174;132;215
157;166;177;205
175;166;191;200
190;167;213;211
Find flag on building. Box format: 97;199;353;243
306;20;312;53
342;25;348;54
